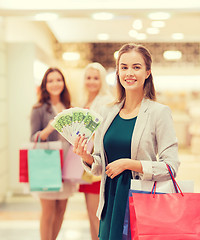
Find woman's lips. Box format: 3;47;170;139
125;79;136;83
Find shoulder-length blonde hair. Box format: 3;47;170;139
116;43;156;103
34;67;71;112
82;62;109;105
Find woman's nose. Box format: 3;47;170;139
126;69;134;76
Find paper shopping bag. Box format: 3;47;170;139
19;149;29;182
129;165;200;240
62;140;94;183
28;149;62;191
19;141;63;183
123;187;165;240
123;190;136;240
129;192;200;240
62;145;84;182
123;165;194;240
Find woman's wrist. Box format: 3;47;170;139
125;159;143;174
83;160;92;168
82;153;94;166
40;127;52;140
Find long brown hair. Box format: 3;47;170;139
35;67;71;111
116;43;156;102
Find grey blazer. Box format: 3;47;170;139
83;98;180;219
30;103;70;153
30;103;59;141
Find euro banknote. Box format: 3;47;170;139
51;107;103;145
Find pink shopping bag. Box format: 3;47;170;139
62;141;93;182
129;166;200;240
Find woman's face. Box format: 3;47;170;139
46;71;64;97
84;68;101;95
118;50;150;94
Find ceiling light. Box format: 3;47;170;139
92;12;114;20
163;50;182;60
151;21;165;28
148;12;171;20
97;33;109;41
132;19;143;30
129;29;138;38
136;33;147;40
34;13;58;21
62;52;80;61
146;27;160;35
172;33;184;40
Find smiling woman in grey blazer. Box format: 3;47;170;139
30;67;77;240
73;43;180;240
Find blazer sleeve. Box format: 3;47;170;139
140;105;180;181
30;107;43;142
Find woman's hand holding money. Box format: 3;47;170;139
73;134;94;167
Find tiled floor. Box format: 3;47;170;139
0;220;90;240
0;193;91;240
0;151;200;240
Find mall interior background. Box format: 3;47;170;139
0;1;200;239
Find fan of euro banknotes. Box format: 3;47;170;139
51;107;103;145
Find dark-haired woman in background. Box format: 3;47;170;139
30;67;77;240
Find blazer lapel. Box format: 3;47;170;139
131;98;150;160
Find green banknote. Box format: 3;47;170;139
51;107;103;145
75;109;103;141
71;107;88;133
51;108;74;144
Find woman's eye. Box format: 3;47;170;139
134;66;140;70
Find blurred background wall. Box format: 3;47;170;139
0;1;200;200
0;19;8;202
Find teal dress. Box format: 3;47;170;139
99;114;137;240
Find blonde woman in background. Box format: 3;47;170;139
78;62;114;240
81;62;114;112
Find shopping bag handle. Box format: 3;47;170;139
33;132;41;149
33;133;53;149
166;165;183;196
151;165;184;196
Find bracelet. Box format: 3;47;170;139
83;161;92;168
